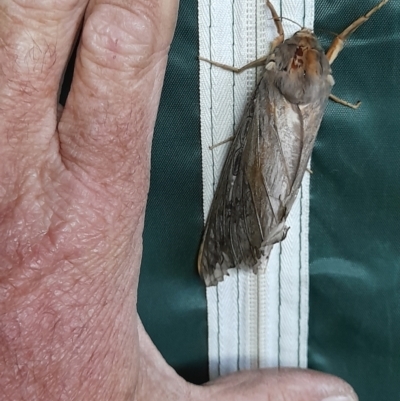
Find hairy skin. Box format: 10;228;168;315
0;0;358;400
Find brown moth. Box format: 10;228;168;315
198;0;388;286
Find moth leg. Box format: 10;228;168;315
266;1;284;51
209;136;234;150
199;55;268;74
329;94;361;110
326;0;388;65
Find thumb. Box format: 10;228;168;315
199;368;358;401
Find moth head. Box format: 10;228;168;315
266;29;334;104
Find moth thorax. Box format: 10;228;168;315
277;46;332;103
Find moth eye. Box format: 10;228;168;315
266;61;276;70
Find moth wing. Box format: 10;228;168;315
256;76;330;215
198;73;282;286
198;71;330;286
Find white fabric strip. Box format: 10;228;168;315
199;0;314;379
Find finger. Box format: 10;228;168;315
0;0;88;150
58;0;179;201
200;368;358;401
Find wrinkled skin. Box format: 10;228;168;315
0;0;358;400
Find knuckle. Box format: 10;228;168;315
81;4;164;74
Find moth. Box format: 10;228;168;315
198;0;388;286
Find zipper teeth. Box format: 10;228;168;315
258;0;270;369
245;0;269;370
239;1;255;370
245;0;256;370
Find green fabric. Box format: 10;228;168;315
137;0;208;385
309;1;400;400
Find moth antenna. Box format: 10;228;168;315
269;16;303;30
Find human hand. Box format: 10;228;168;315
0;0;358;400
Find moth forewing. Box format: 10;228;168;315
198;0;388;287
